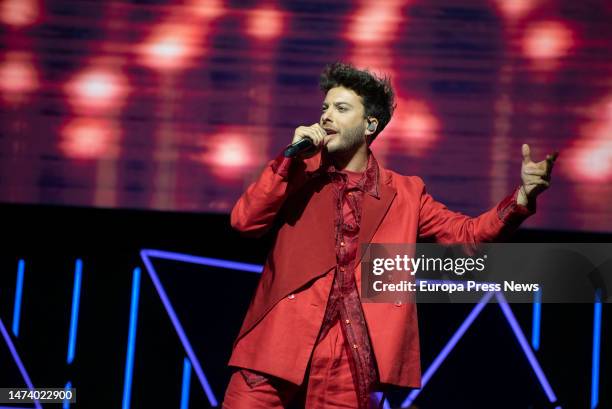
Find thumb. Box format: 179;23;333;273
522;143;531;165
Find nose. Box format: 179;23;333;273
321;107;332;124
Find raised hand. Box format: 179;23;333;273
518;143;558;206
291;123;328;159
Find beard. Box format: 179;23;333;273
325;123;367;156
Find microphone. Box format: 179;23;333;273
283;137;316;158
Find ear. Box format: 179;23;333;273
365;117;379;136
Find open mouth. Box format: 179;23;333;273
324;129;338;136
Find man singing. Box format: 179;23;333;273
223;62;557;409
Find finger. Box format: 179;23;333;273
522;144;532;165
306;124;323;144
301;128;323;146
524;182;550;195
534;157;554;172
524;167;547;176
537;179;550;188
313;124;327;141
293;127;308;144
549;151;559;162
298;128;316;143
524;172;552;184
316;124;336;146
323;134;334;146
546;151;559;171
527;178;551;187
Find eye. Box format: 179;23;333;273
337;106;347;112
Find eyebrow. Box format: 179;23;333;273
322;101;353;107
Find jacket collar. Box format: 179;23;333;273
313;151;380;199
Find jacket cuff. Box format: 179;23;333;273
270;150;294;179
497;186;536;226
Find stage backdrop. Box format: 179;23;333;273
1;0;612;232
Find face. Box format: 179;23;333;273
320;86;369;155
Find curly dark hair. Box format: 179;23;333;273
319;62;396;143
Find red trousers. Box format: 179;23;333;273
223;320;386;409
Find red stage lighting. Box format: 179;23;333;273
138;25;200;72
346;1;404;44
188;0;224;19
0;0;39;27
563;100;612;183
372;99;439;159
523;21;574;69
199;131;257;178
65;68;129;114
246;6;283;41
494;0;538;21
565;139;612;183
60;118;119;159
0;52;38;102
347;48;394;74
391;99;440;155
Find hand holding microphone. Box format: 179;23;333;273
284;124;329;158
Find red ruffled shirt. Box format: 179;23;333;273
314;154;381;409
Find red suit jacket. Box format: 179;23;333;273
228;151;534;388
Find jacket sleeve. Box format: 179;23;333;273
230;151;318;237
417;178;536;244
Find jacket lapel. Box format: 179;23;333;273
302;180;337;273
358;175;396;260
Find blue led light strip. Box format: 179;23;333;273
495;292;557;402
0;318;42;409
591;289;602;409
12;259;25;337
63;381;72;409
401;292;494;407
180;357;192;409
140;250;218;407
67;259;83;364
402;291;557;408
122;267;141;409
532;288;542;351
142;249;262;274
373;391;391;409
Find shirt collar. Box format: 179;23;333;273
315;151;380;199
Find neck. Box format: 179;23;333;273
325;144;369;172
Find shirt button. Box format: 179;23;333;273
394;300;402;307
345;319;350;324
348;192;353;196
340;241;345;247
339;267;345;272
287;294;296;300
352;344;359;349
